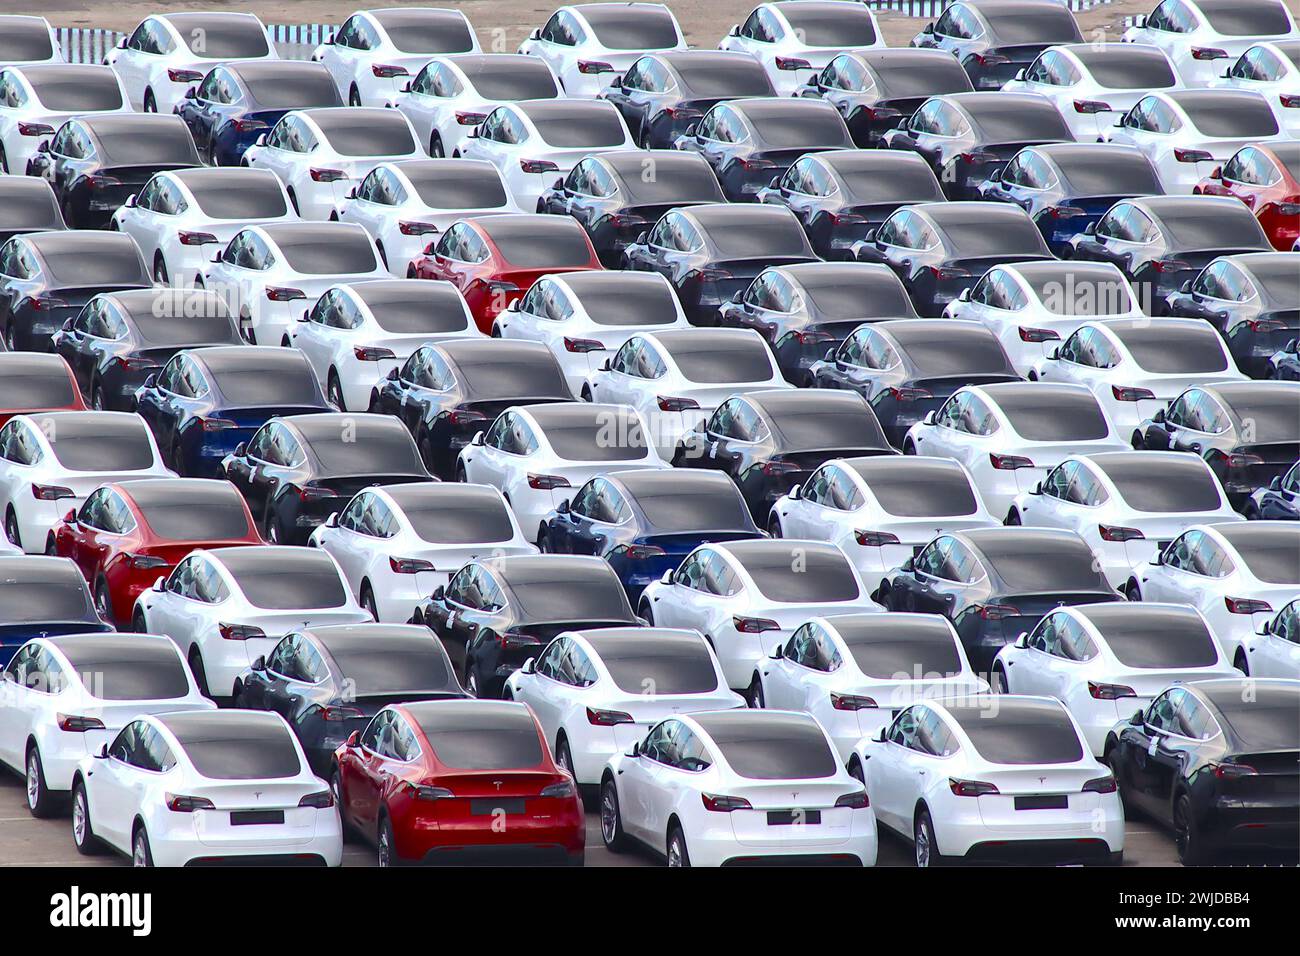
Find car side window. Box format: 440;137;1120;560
640;721;676;763
166;557;199;599
913;706;958;756
360;710;391;752
914;537;951;578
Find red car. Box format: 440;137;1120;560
407;214;602;333
333;700;584;867
1195;143;1300;251
0;353;86;426
51;477;263;625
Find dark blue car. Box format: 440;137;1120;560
0;556;113;667
134;346;331;478
537;469;763;602
174;61;343;167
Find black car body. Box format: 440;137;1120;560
0;555;113;667
854;201;1055;316
623;203;819;325
370;338;573;480
757;150;946;260
0;230;152;353
716;262;919;386
810;319;1022;447
1070;196;1273;316
413;554;641;697
50;289;241;411
1247;461;1300;519
538;150;725;267
878;527;1122;673
1105;678;1299;863
912;0;1084;90
0;176;63;246
674;97;854;202
223;412;431;545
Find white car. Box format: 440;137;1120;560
132;545;372;699
903;382;1129;519
993;603;1239;755
0;15;62;68
286;279;481;412
854;695;1124;866
0;634;215;817
601;709;877;867
244;107;424;221
1129;521;1300;670
71;710;342;866
335;159;521;275
584;328;792;460
1031;317;1247;438
1002;43;1181;142
312;7;479;107
0;64;130;176
456;99;638;210
495;271;692;396
1123;0;1297;87
1216;41;1300;133
309;482;536;624
1009;451;1243;587
520;3;687;98
111;167;297;289
0;412;174;554
200;222;389;347
944;261;1144;376
720;2;885;97
458;402;667;543
107;12;276;114
396;54;562;158
638;539;883;694
769;456;999;579
753;613;988;760
1242;597;1300;677
504;627;744;785
1104;89;1288;194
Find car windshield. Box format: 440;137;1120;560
853;462;979;517
405;166;508;210
581;6;679;49
455;355;568;399
129;307;237;348
947;703;1084;764
1093;457;1222;513
316;116;416;157
223;553;347;609
0;569;91;622
978;536;1107;591
739;549;860;603
46;417;153;471
186;176;288;220
703;715;837;779
275;232;377;274
874;60;970;99
530;107;626;148
997;390;1110;441
1115;325;1228;373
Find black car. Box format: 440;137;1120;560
50;289;241;411
370;338;572;480
674;390;897;522
538;150;725;266
716;262;919;386
795;48;974;147
234;623;465;776
810;319;1021;447
1105;678;1299;864
757;150;946;261
1269;338;1300;381
1247;461;1300;519
222;412;431;544
978;144;1165;256
601;50;776;149
623;204;819;325
1070;196;1273;316
28;114;200;228
877;527;1122;673
0;176;64;246
882;92;1073;200
854;202;1055;316
0;231;152;353
913;0;1084;90
413;554;642;697
1166;253;1300;378
674;97;854;202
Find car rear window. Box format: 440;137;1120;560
707;214;811;259
329;642;454;696
967;104;1072;143
838;163;945;205
1160;209;1266;251
373;13;475;54
889;329;1014;377
187;178;288;220
948;703;1084;764
0;185;61;230
353;285;470;335
1023;270;1135;316
130;309;238;348
466;61;557;100
168;14;271;57
675;60;773;98
489;227;593;268
1055;156;1163;198
748;108;850;149
984;8;1081;44
938;214;1048;259
767;404;887;451
1197;0;1291;36
207;361;321;406
456;354;569;399
1077;50;1176;89
543;414;649;461
402;496;515;544
299;425;422;475
844;631;962;679
1215;691;1298;751
0;570;91;622
0;21;53;61
530;108;627;148
28;71;123;111
599;638;719;694
78;654;190;700
1093;457;1222;513
1182;98;1278;138
225;555;347;609
1082;608;1219;668
421;716;543;769
997;390;1110;441
317;116;417;157
617;160;725;206
241;69;341;110
979;537;1107;592
1115;325;1228;373
275;232;377;274
180;728;302;779
740;549;860;603
135;492;252;541
665;338;774;383
571;280;678;327
799;274;915;319
1247;258;1300;304
582;6;679;49
1233;533;1300;585
854;463;979;517
705;717;837;779
1222;390;1300;442
634;488;752;532
405;166;508;210
0;362;75;409
874;59;971;100
39;244;148;287
781;5;877;46
47;417;154;471
508;575;631;623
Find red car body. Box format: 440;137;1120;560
407;214;602;333
0;353;86;426
51;477;263;626
1195;143;1300;251
334;700;585;866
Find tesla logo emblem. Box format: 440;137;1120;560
493;781;503;790
254;792;262;799
1038;778;1045;784
791;792;798;800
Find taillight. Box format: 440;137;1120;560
828;211;869;225
176;230;218;246
1043;205;1086;219
265;286;306;301
1087;681;1136;700
927;265;969;281
949;778;999;797
830;693;878;711
656;395;700;412
230;118;268;133
298;485;337;501
1151;258;1192;273
1098;525;1144;543
527;473;570;490
1212;449;1264;469
835;789;870;809
371;64;409;78
761;460;799;477
989;453;1032;471
970;52;1009;66
859;106;900;122
791;329;834;345
353;345;396;361
298;790;334;808
1246;318;1285;332
317;705;364;722
31;484;74;501
1173;149;1213;164
17;121;54;137
309;167;347;183
1212;762;1257;780
1190;47;1228;60
737;157;776;170
218;622;266;641
57;714;105;732
198;417;236;431
1072;100;1111;114
455;110;486;126
563;336;603;353
586;707;634;726
854;530;900;547
620;544;667;560
390;556;435;574
733;615;779;634
774;56;811;71
577;60;615;74
885;385;933;402
114;356;156;371
413;785;454;801
701;793;752;812
519;158;559;174
959;150;998;164
1082;775;1117;793
1225;596;1271;615
446;408;489;427
87;175;123;191
126;553;169;570
166;793;215;812
541;779;576;798
976;604;1019;621
397;221;438;237
1111;384;1155;402
1018;326;1060;343
1279;94;1300;109
27;295;68;311
167;68;204;83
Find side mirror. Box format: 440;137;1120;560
824;346;836;362
401;81;412;93
233;441;248;458
922;410;937;426
431;585;446;602
957;287;971;302
730;290;744;304
1180;280;1193;294
1129;709;1144;727
1270;476;1282;491
506;299;521;313
628;741;642;757
769;644;783;660
1135;14;1147;27
874;727;888;743
660;568;674;585
685;122;698;137
346;187;357;200
386;367;400;380
769;175;781;190
728;25;740;37
1029;481;1042;496
635;230;648;246
1152;409;1165;425
864;227;877;243
97;744;109;759
470;430;485;447
900;556;915;573
63;508;76;523
529;28;542;40
1286;338;1298;354
324;511;339;528
1013;632;1029;649
556;498;570;515
37;140;50;154
298;309;309;322
60;316;74;332
789;482;802;501
184;86;197;99
124;194;137;209
1209;165;1222;181
1046;348;1059;361
251;655;266;671
346;731;361;748
255;133;268;147
152;576;166;592
1083;222;1096;236
598;357;611;372
466;127;478;139
117;37;127;49
521;657;535;675
324;33;335;45
1014;68;1026;81
211;252;223;264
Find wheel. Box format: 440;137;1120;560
429;133;444;158
377;813;399;867
231;679;246;707
463;663;480;699
555;735;575;780
349;84;362;107
600;776;629;852
902;439;916;455
1173;793;1207;865
91;382;107;411
330;767;356;840
666;823;691;868
72;779;100;855
1124;581;1142;602
747;673;765;709
327;370;347;412
132;609;148;633
94;577;113;623
143;89;157;113
578;384;591;401
3;323;16;351
768;516;783;537
153;253;169;286
189;647;212;699
286;188;300;217
991;663;1009;694
360;582;379;622
914;808;945;868
5;507;22;551
1005;508;1021;526
537;530;551;553
26;745;55;818
1242;503;1260;520
1105;746;1134;813
639;603;654;626
1233;649;1249;676
132;826;153;867
847;757;865;785
418;434;436;473
455;463;468;483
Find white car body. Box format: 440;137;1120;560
0;412;174;554
504;627;745;785
854;695;1124;864
74;710;342;866
903;382;1129;519
0;16;63;68
603;709;877;866
754;613;989;760
133;545;372;697
1009;451;1243;587
309;482;537;624
1214;41;1300;134
1123;0;1298;87
994;603;1239;754
1242;598;1300;678
519;3;687;98
0;64;131;176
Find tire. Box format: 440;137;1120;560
747;674;765;709
455;463;468;483
1005;508;1021;526
143;89;156;113
1173;792;1207;866
5;507;21;551
1124;581;1142;602
600;776;629;852
639;603;654;626
914;808;945;868
377;813;400;867
463;663;480;699
666;823;691;868
26;745;56;818
153;253;169;286
349;84;362;107
189;647;212;700
360;582;379;622
94;577;113;624
132;609;148;634
1105;746;1133;813
847;757;865;785
991;663;1009;694
330;768;356;842
555;735;575;780
768;516;783;538
91;382;107;411
132;825;153;867
72;779;100;855
327;370;347;412
429;133;444;158
1234;649;1249;676
902;439;916;455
